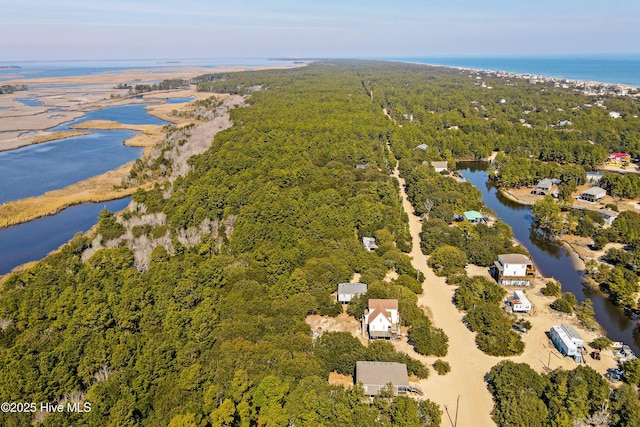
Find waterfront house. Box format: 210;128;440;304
463;210;485;224
550;324;584;361
362;237;377;252
492;254;535;286
337;282;367;304
532;178;557;196
599;208;619;226
363;299;400;340
430;161;448;173
579;187;607;203
356;361;410;396
607;152;630;166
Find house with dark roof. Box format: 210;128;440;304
363;299;400;340
492;254;535;286
356;361;410;396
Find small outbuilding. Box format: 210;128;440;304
579;187;607;203
356;361;410;396
337;282;367;304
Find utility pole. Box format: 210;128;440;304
444;395;460;427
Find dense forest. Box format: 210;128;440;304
2;60;640;426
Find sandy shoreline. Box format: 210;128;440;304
398;59;640;93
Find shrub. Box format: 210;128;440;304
428;245;468;276
433;359;451;375
592;336;612;350
550;292;577;314
541;281;561;297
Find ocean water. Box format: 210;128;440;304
390;55;640;87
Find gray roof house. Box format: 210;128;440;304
356;361;410;396
337;282;367;303
533;178;557;196
579;187;607;203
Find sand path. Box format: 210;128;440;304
390;161;619;426
391;165;498;426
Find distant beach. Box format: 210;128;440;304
390;55;640;88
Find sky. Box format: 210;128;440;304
1;0;639;61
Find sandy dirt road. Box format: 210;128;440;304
390;159;620;426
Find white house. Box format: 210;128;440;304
430;161;448;173
550;324;584;361
492;254;535;286
362;237;378;252
363;299;400;340
509;290;532;313
337;282;367;303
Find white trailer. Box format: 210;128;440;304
511;290;532;313
550;324;584;361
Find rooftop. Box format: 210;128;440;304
356;361;409;388
338;282;368;295
498;254;532;265
582;187;607;197
430;161;448;170
463;210;484;221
